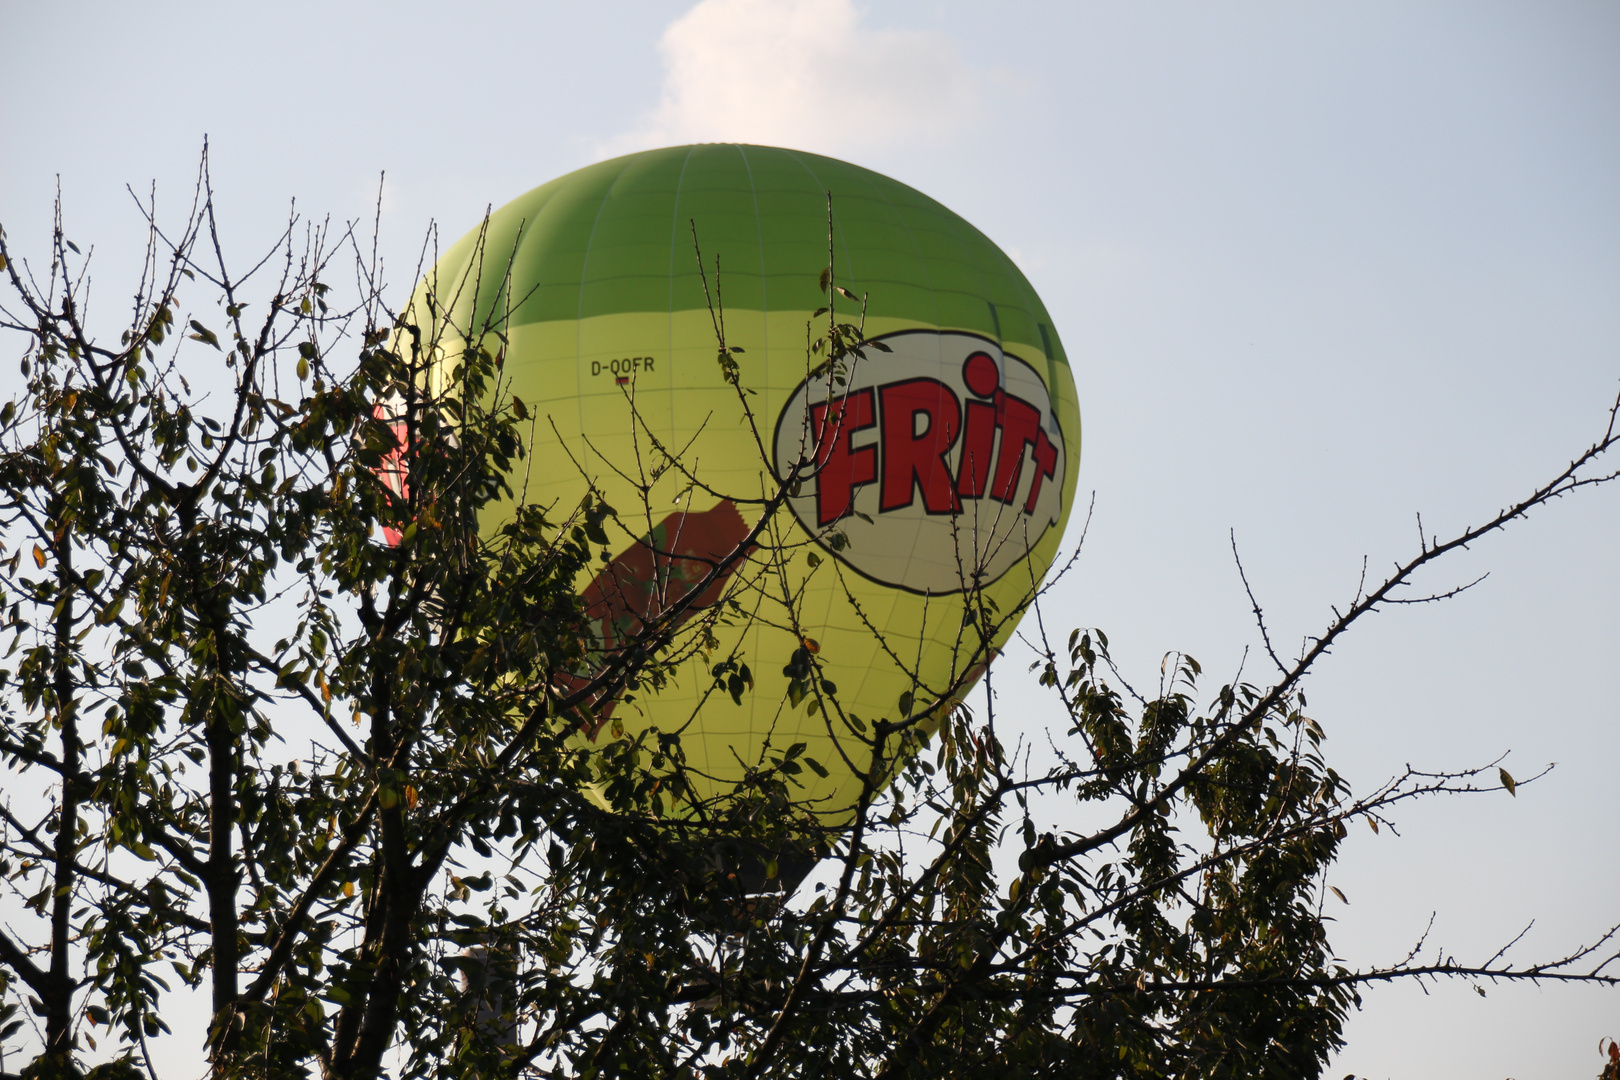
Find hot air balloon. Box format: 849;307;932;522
400;144;1080;826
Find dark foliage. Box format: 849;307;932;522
0;163;1616;1080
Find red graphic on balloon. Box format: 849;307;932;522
368;400;752;738
373;404;410;547
563;500;755;738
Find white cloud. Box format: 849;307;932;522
601;0;990;159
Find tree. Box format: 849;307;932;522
0;158;1616;1080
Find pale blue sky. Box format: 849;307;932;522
2;2;1617;1076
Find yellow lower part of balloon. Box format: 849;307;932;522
455;308;1079;820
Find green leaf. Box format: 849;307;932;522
187;320;220;349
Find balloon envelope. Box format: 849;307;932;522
408;144;1081;819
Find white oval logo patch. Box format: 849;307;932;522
773;330;1068;594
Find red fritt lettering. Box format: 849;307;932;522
989;392;1042;504
880;378;963;514
958;352;999;500
806;355;1058;525
1023;425;1058;512
811;390;877;526
956;398;997;498
962;352;1000;398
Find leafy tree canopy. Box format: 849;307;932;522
0;159;1616;1080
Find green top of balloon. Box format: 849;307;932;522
425;143;1066;367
